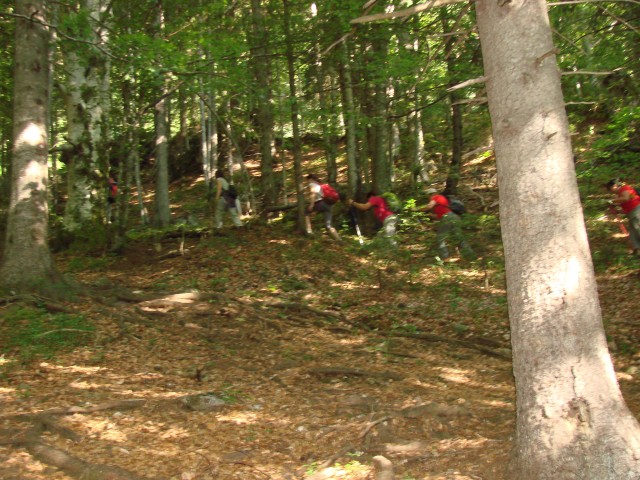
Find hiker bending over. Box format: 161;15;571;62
348;192;398;247
422;188;474;260
214;170;243;229
606;178;640;255
305;174;341;241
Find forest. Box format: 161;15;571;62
1;0;640;479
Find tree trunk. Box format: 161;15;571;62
317;57;338;185
153;0;171;228
370;26;391;194
441;12;463;196
249;0;276;213
1;0;66;296
60;0;112;237
338;41;359;197
283;0;306;233
476;0;640;478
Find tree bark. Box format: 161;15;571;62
338;40;359;197
282;0;306;233
1;0;66;296
153;0;171;228
60;0;112;237
476;0;640;478
370;25;391;194
249;0;276;213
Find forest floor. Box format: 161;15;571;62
2;174;640;480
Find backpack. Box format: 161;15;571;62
321;183;340;204
226;184;238;200
381;192;402;214
108;179;118;197
446;196;466;215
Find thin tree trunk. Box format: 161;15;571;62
153;0;171;227
249;0;276;213
338;41;359;197
283;0;306;233
441;12;463;196
476;0;640;478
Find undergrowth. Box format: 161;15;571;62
0;306;95;369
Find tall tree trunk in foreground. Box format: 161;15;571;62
476;0;640;478
1;0;66;296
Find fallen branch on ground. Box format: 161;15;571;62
308;367;404;381
389;332;511;360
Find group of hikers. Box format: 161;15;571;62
110;169;639;260
214;170;476;261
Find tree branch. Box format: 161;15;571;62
350;0;467;25
447;76;487;92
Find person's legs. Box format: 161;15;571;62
318;202;341;241
305;213;315;234
228;206;243;227
436;216;452;259
379;214;398;247
450;215;475;259
215;198;226;228
627;207;640;250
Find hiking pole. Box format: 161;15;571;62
349;206;364;245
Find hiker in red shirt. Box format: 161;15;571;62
607;179;640;255
348;192;398;247
422;188;474;260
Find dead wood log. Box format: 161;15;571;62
308;367;404;381
263;203;299;213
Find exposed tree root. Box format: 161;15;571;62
308;367;404;381
25;441;160;480
389;331;511;360
1;399;155;480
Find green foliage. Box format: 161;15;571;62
588;106;640;171
0;306;94;365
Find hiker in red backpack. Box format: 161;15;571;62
305;174;341;241
606;179;640;255
422;188;474;261
347;191;398;247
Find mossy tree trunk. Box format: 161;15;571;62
60;0;112;242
